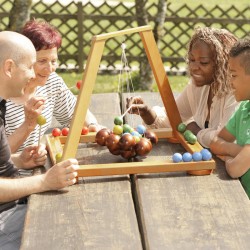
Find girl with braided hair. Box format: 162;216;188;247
126;27;239;148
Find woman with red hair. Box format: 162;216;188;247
5;19;101;153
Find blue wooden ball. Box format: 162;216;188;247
200;149;212;161
136;125;146;134
192;152;202;161
182;152;192;162
172;153;182;163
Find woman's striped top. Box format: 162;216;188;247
5;72;97;152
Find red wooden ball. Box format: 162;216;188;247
121;149;136;159
106;134;121;151
135;138;152;156
95;128;111;146
144;130;158;144
119;134;136;150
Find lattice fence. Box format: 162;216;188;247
0;0;249;73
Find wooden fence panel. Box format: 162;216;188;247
0;0;249;73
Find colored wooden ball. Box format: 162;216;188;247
172;153;182;163
192;152;202;161
136;124;146;134
55;152;62;163
131;130;140;137
177;123;186;133
135;138;152;156
201;149;212;161
183;130;192;140
121;149;136;159
108;147;121;156
182;152;192;162
187;134;197;145
113;125;123;135
144;130;158;144
95;128;111;146
114;116;123;125
119;134;136;150
105;134;121;151
123;124;132;133
37;115;46;126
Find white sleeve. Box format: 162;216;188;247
197;94;239;148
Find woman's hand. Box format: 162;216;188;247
126;96;157;125
24;96;45;131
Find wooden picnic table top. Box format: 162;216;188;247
20;92;250;250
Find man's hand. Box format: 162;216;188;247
17;144;47;169
41;159;79;191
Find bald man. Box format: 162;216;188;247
0;31;79;250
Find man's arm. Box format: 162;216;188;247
0;159;79;203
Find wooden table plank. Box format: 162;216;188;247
21;93;142;250
122;92;250;249
134;156;250;249
22;174;142;250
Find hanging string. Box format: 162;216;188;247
118;41;141;128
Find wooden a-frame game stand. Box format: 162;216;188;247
46;26;215;177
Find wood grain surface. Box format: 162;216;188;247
21;92;250;250
122;92;250;250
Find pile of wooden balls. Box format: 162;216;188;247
95;116;158;159
172;149;212;163
177;123;197;145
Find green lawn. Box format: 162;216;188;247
60;72;188;94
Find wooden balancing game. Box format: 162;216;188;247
46;25;215;177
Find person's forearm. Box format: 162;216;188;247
186;121;201;135
140;108;157;125
11;153;22;168
0;175;45;203
210;138;242;157
7;122;35;153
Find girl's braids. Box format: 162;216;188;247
186;27;238;98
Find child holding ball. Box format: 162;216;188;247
210;37;250;198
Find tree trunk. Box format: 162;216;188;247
153;0;167;43
135;0;167;91
8;0;32;32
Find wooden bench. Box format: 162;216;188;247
21;92;250;249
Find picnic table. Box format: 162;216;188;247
20;92;250;250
